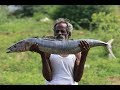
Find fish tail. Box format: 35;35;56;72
106;39;116;59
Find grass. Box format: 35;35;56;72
0;18;120;85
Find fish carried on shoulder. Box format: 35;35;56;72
6;37;116;58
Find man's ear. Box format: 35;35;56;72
68;32;71;39
69;32;71;37
54;31;56;36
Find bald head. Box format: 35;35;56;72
55;22;68;30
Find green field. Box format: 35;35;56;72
0;18;120;85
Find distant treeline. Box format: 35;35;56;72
1;5;120;31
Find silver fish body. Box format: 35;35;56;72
6;38;116;58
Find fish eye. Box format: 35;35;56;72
14;45;16;48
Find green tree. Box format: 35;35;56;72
51;5;113;30
10;5;35;18
0;5;10;24
91;12;120;32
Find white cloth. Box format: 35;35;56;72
46;54;78;85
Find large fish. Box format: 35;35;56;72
6;37;116;58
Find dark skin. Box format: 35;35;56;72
30;22;90;82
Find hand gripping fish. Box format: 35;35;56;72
6;37;116;58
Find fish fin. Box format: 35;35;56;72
106;39;116;59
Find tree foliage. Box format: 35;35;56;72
0;5;10;24
1;5;119;31
51;5;113;30
91;12;120;31
9;5;59;19
9;5;35;18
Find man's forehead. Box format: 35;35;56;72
55;22;67;28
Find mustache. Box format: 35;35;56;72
56;35;64;37
56;33;68;36
55;35;64;39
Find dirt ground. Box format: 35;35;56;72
107;76;120;85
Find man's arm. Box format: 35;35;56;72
73;41;90;82
29;45;52;81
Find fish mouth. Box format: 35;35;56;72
6;48;12;53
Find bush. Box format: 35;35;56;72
51;5;113;30
91;12;120;31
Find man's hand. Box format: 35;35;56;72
74;40;90;61
79;40;90;52
29;44;51;59
29;44;44;54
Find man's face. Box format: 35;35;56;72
54;23;69;40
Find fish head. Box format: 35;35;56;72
6;40;32;53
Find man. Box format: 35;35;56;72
30;18;90;85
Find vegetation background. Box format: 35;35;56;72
0;5;120;85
